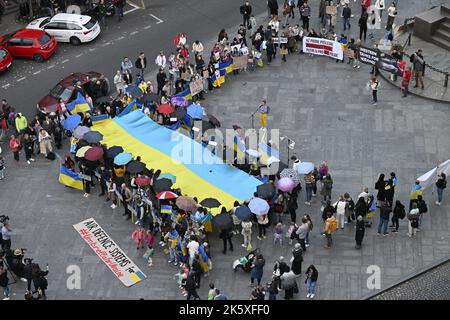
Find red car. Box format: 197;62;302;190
0;29;57;62
0;46;13;72
37;71;110;113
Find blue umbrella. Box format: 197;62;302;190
63;114;82;131
114;152;133;166
235;205;253;221
248;197;270;216
73;126;90;139
187;103;205;120
296;162;314;174
125;85;144;98
171;96;189;107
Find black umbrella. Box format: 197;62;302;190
171;107;187;120
106;146;124;159
235;205;253;221
126;160;146;174
257;183;276;199
213;212;233;229
200;198;221;208
94;96;113;105
143;93;160;104
207;114;221;127
152;178;173;193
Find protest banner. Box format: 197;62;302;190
326;5;337;15
73;218;147;287
272;37;288;44
302;37;343;60
233;55;248;70
189;77;204;96
358;46;402;75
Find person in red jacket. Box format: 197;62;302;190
9;135;21;161
401;66;412;97
361;0;371;13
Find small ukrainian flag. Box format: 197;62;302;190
233;135;246;160
219;59;234;74
129;271;146;283
66;93;92;114
173;88;192;101
59;165;84;190
211;69;226;87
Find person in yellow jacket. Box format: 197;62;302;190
15;113;27;135
323;212;337;248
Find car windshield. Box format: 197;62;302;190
39;17;51;28
2;32;17;42
83;18;96;30
39;34;51;45
49;84;72;101
0;49;7;60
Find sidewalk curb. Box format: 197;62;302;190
362;256;450;300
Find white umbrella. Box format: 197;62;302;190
296;162;314;174
248;197;270;216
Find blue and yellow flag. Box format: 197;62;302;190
66;93;92;114
258;142;280;166
211;69;226;87
233;135;246;160
173;88;192;101
118;99;137;117
59;165;84;190
219;59;234;74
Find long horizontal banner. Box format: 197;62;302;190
303;37;343;60
358;46;403;76
73;218;147;287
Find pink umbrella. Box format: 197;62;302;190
277;177;295;192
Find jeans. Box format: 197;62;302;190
391;216;399;231
306;278;316;294
343;18;351;30
117;6;124;19
325;233;332;247
298;238;306;252
138;68;145;80
169;247;178;263
323;194;331;201
269;293;277;300
251;277;262;286
378;218;389;235
2;285;9;298
372;90;378;103
437;187;443;203
305;184;313;202
305;231;310;245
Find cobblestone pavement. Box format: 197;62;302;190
0;0;449;300
370;259;450;300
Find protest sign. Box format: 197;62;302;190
302;37;343;60
233;55;248;70
189;77;204;96
326;5;337;15
73;218;147;287
272;37;288;44
358;46;402;75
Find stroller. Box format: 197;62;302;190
232;248;259;272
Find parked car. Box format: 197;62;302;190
0;29;57;62
0;47;13;73
27;13;101;45
37;71;110;113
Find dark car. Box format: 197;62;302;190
37;71;110;113
0;29;57;62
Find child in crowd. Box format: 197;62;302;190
273;222;284;246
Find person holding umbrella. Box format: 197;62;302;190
217;207;234;254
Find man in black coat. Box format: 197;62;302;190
135;52;147;81
377;201;391;236
268;0;279;18
156;68;167;96
191;254;203;288
240;1;252;28
185;272;200;300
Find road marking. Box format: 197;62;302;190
101;42;112;47
2;84;10;89
89;48;97;52
130;30;139;35
149;14;164;24
47;65;55;69
61;59;70;64
33;70;41;75
75;53;84;58
116;36;125;41
17;77;26;82
143;25;152;30
124;7;139;15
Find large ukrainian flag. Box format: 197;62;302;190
66;93;92;114
219;59;234;74
59;165;84;190
173;88;192;101
118;99;137;117
93;110;262;213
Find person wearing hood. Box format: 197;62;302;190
15;113;27;135
355;215;365;249
374;174;387;206
291;243;303;275
391;200;405;233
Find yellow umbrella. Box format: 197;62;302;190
76;146;92;158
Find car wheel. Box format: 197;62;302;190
70;37;81;45
34;54;44;62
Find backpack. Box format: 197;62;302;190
409;53;415;63
399;207;406;220
325;182;332;190
46;152;55;160
418;201;428;214
240;5;246;15
347;199;355;211
411;218;419;229
328;218;337;233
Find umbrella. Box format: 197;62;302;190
77;139;89;148
63;114;82;131
126;160;146;174
114;152;133;166
76;146;92;158
277;177;295;192
171;107;187;120
125;85;143;98
171;96;189;107
143;93;160;104
248;197;270;216
206;114;221;127
280;168;301;186
257;183;276;199
153;178;173;192
158;173;176;184
83;131;103;144
73;126;90;139
156;191;178;200
157;104;175;115
200;198;221;208
296;162;314;174
94;96;113;105
187;103;204;119
235;205;253;221
84;146;104;161
136;175;151;187
106;146;124;159
213;212;233;230
176;196;198;212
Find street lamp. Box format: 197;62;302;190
280;136;295;167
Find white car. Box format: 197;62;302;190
27;13;101;45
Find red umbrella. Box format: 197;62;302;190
157;104;175;115
136;175;152;187
84;146;104;161
156;191;178;200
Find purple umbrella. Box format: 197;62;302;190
171;96;189;107
277;177;295;192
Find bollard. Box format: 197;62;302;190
407;33;412;46
445;74;449;88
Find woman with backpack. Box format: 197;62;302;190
436;173;446;206
391;200;405;233
407;203;420;237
